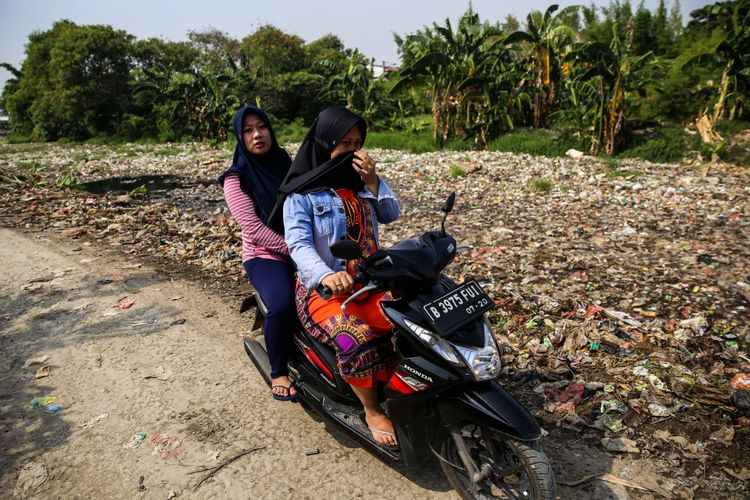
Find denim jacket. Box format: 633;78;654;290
283;177;400;289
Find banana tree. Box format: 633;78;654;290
683;1;749;122
499;4;580;128
567;27;655;155
318;49;373;111
135;56;242;141
392;8;506;146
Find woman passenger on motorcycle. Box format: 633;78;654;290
219;105;298;401
281;106;400;446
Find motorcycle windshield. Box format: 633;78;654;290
365;233;456;284
366;238;438;282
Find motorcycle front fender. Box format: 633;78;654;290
436;381;542;442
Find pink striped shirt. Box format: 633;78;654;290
223;174;288;262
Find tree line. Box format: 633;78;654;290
1;0;747;156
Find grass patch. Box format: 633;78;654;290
450;165;467;177
152;146;184;157
275;118;308;146
617;126;687;163
715;119;750;167
0;142;48;155
366;130;437;153
596;157;646;179
6;134;33;144
71;150;109;162
602;167;646;179
489;129;575;157
530;177;555;193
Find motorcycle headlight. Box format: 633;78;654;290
403;318;461;365
452;321;501;381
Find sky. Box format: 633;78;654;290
0;0;714;91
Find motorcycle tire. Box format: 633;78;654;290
438;425;556;500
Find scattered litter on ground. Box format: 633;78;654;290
79;413;109;429
132;318;158;326
304;447;320;456
13;462;48;498
112;297;135;309
601;437;640;453
148;433;185;459
732;373;750;390
144;366;171;381
124;433;147;448
3;141;748;498
34;366;50;379
23;356;49;369
29;396;56;409
41;404;63;414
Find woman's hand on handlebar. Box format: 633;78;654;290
321;271;355;296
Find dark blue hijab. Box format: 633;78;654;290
218;106;291;231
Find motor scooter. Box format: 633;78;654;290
242;192;556;499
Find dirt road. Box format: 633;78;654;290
2;226;746;500
0;228;455;498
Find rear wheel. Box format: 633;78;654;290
438;424;555;500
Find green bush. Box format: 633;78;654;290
6;133;33;144
450;165;467;177
617;126;687;163
275;117;308;146
489;129;576;157
366;130;437;153
530;177;555;193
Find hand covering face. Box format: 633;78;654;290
267;106;368;233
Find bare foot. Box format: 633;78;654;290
365;411;397;446
271;375;297;399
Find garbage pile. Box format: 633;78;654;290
1;141;748;471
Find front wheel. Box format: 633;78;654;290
438;424;556;500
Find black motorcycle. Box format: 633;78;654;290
243;192;556;499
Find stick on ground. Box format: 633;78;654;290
190;446;266;491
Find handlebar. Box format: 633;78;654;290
315;270;367;301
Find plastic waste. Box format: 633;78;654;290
124;433;147;448
732;390;750;418
600;399;628;414
113;297;135;309
41;404;63;414
647;403;672;417
731;374;750;390
29;396;56;409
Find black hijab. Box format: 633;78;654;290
268;106;367;233
218;105;291;230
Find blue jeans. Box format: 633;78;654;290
243;258;296;379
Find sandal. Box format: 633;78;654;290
368;427;398;446
271;381;299;402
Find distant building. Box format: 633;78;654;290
0;109;9;136
372;61;400;78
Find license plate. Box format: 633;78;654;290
422;280;494;335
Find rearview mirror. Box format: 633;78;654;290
330;239;363;260
441;192;456;213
